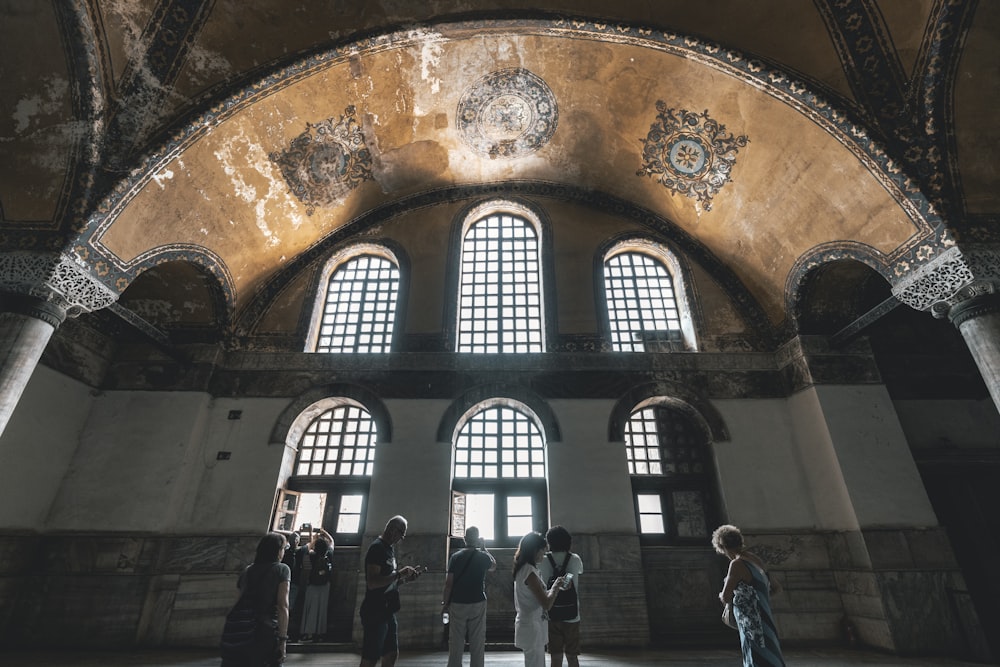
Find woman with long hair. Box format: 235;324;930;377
221;532;291;667
512;531;565;667
713;524;785;667
300;527;334;642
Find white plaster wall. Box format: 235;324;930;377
44;392;291;533
0;364;93;530
813;385;938;528
712;398;825;530
176;396;290;533
366;399;453;542
548;399;636;533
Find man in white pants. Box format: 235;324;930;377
441;526;498;667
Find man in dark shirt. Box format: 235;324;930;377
359;515;423;667
441;526;497;667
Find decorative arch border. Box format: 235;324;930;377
783;241;893;336
299;239;410;351
104;244;237;326
269;382;393;447
76;16;946;284
607;381;729;443
596;234;703;351
436;383;561;445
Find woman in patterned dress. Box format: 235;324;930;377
712;525;786;667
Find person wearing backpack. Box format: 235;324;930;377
300;527;334;642
538;526;584;667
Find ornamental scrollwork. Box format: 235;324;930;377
269;106;374;215
0;251;118;315
637;102;748;211
892;246;1000;317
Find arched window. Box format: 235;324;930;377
451;402;548;546
602;241;697;352
457;206;545;353
624;402;717;545
275;401;379;546
306;247;400;353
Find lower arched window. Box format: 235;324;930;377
450;402;549;547
273;400;378;546
624;402;718;545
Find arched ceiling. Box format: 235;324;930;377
1;1;997;339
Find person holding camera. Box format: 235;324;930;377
299;526;334;642
440;526;497;667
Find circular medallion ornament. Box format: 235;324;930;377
667;135;711;176
457;68;558;159
637;102;748;211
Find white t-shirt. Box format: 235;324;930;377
537;551;584;622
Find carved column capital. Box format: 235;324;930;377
892;246;1000;319
0;251;118;318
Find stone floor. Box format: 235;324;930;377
0;647;990;666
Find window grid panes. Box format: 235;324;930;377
295;405;377;477
457;214;543;353
604;252;681;352
336;494;365;534
454;406;545;479
624;407;706;476
636;493;665;534
316;255;399;353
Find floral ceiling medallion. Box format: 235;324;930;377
457;68;558;159
270;105;373;215
637;102;748;211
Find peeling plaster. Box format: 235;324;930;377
151;169;174;189
12;75;69;134
413;28;444;96
183;43;235;87
213;128;307;247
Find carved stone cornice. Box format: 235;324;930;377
0;251;118;318
947;292;1000;328
892;246;1000;319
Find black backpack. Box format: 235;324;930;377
544;552;579;621
309;550;333;586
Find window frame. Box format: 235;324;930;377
625;403;718;546
304;244;404;354
599;239;699;352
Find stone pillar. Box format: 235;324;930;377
893;246;1000;414
0;252;117;438
947;292;1000;410
0;294;68;434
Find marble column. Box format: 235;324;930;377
0;294;68;435
947;292;1000;410
0;252;117;438
894;246;1000;415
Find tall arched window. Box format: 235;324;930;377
307;248;400;353
602;241;697;352
451;402;548;546
275;401;379;545
624;402;717;545
457;207;544;353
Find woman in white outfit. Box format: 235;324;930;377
513;532;565;667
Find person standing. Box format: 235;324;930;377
712;524;786;667
537;526;584;667
440;526;497;667
300;526;334;642
220;532;291;667
513;532;564;667
358;516;424;667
